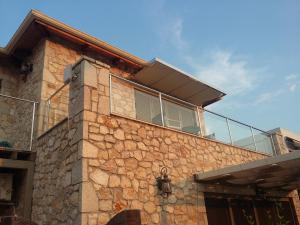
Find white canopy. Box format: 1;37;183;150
134;58;226;106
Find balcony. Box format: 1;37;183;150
110;75;278;156
38;58;300;156
0;93;36;151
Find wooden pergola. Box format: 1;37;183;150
0;148;35;220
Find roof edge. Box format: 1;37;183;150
151;57;227;96
4;9;147;67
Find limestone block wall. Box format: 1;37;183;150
11;40;47;149
0;61;19;96
0;61;19;146
32;117;82;224
0;96;17;145
111;77;136;118
39;39;81;134
30;56;300;225
0;56;34;149
78;59;270;225
31;62;84;225
45;84;70;131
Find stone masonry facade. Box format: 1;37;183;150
32;55;300;225
1;36;300;225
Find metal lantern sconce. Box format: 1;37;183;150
156;167;172;198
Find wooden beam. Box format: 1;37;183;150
35;20;143;70
0;159;34;169
0;158;34;219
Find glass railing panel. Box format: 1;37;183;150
111;76;200;135
252;128;274;154
110;75;278;155
203;111;231;143
228;120;256;150
135;89;162;126
111;77;136;118
162;99;200;135
0;95;34;150
43;83;69;132
111;77;163;125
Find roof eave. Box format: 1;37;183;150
4;10;147;68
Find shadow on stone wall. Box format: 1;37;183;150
156;178;205;225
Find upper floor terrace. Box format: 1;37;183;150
0;9;298;156
1;10;300;225
23;57;299;156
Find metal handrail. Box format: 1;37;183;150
111;74;273;134
0;93;37;151
203;108;271;136
110;75;279;154
0;93;38;103
46;82;69;102
44;82;70;132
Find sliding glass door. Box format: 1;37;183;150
205;196;298;225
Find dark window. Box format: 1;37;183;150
231;199;257;225
162;99;200;135
285;137;300;151
205;196;298;225
205;198;232;225
134;89;162;126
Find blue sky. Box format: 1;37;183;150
1;0;300;134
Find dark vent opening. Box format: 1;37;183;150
285;137;300;151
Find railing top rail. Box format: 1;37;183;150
111;74;299;146
203;108;271;136
272;132;300;144
111;74;197;108
0;93;38;104
46;82;69;102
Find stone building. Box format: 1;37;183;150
0;10;300;225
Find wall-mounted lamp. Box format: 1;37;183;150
156;167;172;198
20;62;33;75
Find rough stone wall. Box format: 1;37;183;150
0;52;37;149
45;84;70;131
39;39;81;134
0;60;19;96
42;39;80;100
26;47;300;225
272;133;288;154
0;60;20;146
31;62;84;225
0;95;17;146
32;118;81;225
0;40;47;149
12;40;47;149
77;60;269;225
111;77;136;118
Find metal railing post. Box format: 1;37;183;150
109;73;112;114
29;102;36;151
47;99;51;130
270;134;277;156
226;118;233;145
159;93;165;127
196;106;203;137
250;126;258;152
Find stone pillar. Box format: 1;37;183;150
198;107;207;137
271;133;289;155
69;58;111;225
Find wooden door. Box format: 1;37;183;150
205;198;232;225
254;199;298;225
205;196;298;225
230;199;257;225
